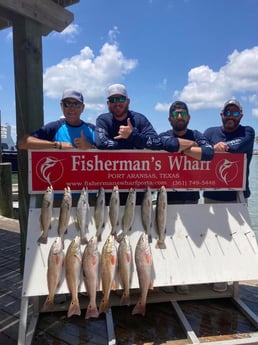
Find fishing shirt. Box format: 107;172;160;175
159;128;214;202
203;125;255;200
30;118;95;147
95;110;162;150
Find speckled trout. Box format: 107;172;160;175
109;185;120;236
65;236;82;318
76;187;90;245
94;187;106;242
117;235;132;306
141;187;153;243
132;233;153;316
38;185;54;244
155;185;167;249
43;236;64;311
82;236;99;319
57;187;72;246
99;234;117;314
117;188;136;242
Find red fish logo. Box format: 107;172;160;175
36;156;64;185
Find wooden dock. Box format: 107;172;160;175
2;219;258;345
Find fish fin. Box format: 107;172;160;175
156;240;166;249
99;299;109;314
67;299;81;318
42;295;54;311
120;292;130;306
37;234;47;244
80;237;88;245
132;300;146;316
97;233;102;242
85;304;99;319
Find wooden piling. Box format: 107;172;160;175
0;162;13;218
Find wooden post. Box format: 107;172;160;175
0;162;13;218
12;15;44;271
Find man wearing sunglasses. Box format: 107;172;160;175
203;99;255;293
159;101;214;204
95;84;162;150
18;89;95;150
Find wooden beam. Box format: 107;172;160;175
0;0;74;32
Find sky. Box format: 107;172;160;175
1;0;258;144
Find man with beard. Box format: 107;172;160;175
203;99;255;292
159;100;214;205
159;100;214;295
95;84;162;205
95;83;162;150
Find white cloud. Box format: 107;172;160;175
54;23;79;43
252;108;258;118
158;46;258;111
43;42;138;109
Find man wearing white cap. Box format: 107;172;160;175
95;84;162;150
18;89;95;150
203;98;255;293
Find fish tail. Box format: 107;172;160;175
132;300;146;316
85;303;99;319
98;299;109;314
67;299;81;318
156;240;166;249
42;295;54;311
80;237;88;245
37;234;48;244
120;292;130;306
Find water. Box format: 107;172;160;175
248;154;258;237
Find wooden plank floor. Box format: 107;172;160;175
1;226;258;345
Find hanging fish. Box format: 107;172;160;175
57;186;72;246
65;236;82;318
109;185;120;236
76;187;90;245
155;186;167;249
99;234;117;314
141;186;153;243
132;233;153;316
117;188;136;242
82;236;99;319
42;236;64;311
37;185;54;244
94;187;106;242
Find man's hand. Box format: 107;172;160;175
74;130;94;149
113;118;133;140
214;142;228;152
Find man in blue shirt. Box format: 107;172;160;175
18;89;95;150
203;99;254;203
95;84;162;150
203;99;255;293
159;101;214;205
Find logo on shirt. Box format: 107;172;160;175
215;158;239;185
36;156;64;185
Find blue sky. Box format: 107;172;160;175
1;0;258;143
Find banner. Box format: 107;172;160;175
28;150;246;194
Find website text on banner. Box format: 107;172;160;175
28;150;246;194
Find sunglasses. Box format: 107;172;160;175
62;101;82;108
108;96;127;103
223;110;241;117
170;111;188;118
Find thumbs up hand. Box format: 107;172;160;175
74;130;95;150
114;118;133;140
